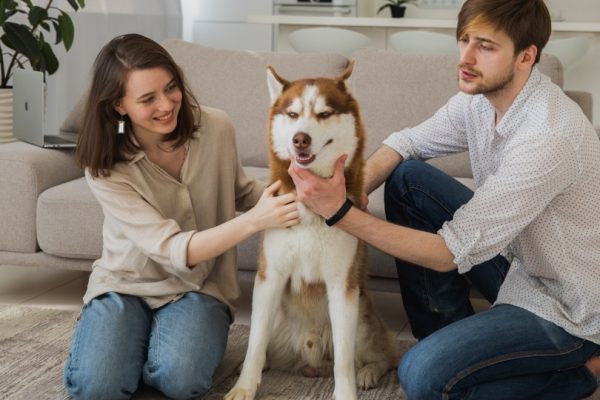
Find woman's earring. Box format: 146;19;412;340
117;116;125;134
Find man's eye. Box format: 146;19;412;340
287;112;298;118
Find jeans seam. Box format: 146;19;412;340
149;314;160;373
441;340;586;400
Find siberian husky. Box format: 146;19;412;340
225;62;400;400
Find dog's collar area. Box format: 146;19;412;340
325;198;354;227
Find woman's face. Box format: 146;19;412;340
115;67;182;143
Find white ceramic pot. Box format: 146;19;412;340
0;89;16;143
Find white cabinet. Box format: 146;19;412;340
182;0;273;51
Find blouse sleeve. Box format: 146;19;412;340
85;169;195;273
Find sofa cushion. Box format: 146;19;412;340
37;177;103;259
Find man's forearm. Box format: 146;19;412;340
364;145;404;195
336;206;457;272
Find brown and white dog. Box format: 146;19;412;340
225;63;400;400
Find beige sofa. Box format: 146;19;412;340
0;40;595;294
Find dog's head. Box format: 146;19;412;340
266;62;364;180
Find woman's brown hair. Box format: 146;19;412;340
76;34;199;177
457;0;551;64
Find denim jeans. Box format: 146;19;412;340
64;291;231;400
399;304;600;399
384;160;510;339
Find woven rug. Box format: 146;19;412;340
0;304;412;400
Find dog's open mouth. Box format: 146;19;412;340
295;152;316;166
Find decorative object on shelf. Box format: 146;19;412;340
389;30;458;55
376;0;417;18
288;27;371;58
0;0;85;143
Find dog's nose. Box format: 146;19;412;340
293;132;312;150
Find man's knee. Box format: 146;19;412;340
398;343;444;399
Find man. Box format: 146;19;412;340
289;0;600;398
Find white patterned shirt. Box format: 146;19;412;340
383;67;600;344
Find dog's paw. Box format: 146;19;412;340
357;364;382;390
224;387;257;400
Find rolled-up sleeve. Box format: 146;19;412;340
439;133;578;273
86;170;195;274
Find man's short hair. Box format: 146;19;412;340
456;0;551;64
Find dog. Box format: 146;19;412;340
225;62;400;400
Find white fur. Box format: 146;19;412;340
270;85;358;177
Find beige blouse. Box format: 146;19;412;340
83;106;264;313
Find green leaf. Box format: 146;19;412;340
78;0;86;8
3;22;41;61
376;4;391;14
66;0;79;11
40;41;59;74
40;22;50;31
28;6;48;26
57;11;74;50
52;21;62;44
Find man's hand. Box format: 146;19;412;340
288;154;348;218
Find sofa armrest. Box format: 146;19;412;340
565;90;593;123
0;141;83;252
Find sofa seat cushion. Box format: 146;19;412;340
37;177;103;259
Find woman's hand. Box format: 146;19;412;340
245;180;299;231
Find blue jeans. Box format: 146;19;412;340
64;291;231;400
399;304;600;399
384;160;510;339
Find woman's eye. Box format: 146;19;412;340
142;97;154;104
287;112;298;118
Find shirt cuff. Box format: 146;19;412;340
169;230;196;274
438;221;482;274
382;130;416;161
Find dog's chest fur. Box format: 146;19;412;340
263;206;358;292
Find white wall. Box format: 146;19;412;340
45;0;182;136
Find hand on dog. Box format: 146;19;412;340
247;180;299;231
288;154;348;219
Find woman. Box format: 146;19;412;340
64;34;298;400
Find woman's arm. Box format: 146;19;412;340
186;180;298;267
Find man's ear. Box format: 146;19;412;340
519;44;538;68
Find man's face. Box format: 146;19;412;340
457;27;519;97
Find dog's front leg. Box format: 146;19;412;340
327;279;359;400
225;267;287;400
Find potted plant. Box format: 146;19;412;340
376;0;417;18
0;0;85;142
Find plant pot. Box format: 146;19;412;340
390;5;406;18
0;89;16;144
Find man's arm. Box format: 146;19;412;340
289;154;457;273
364;145;403;195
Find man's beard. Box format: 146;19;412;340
458;64;515;97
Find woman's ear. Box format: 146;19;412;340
114;101;125;116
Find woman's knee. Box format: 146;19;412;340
64;362;139;400
147;365;212;399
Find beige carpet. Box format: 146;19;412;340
0;305;410;400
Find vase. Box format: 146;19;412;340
0;89;16;144
390;5;406;18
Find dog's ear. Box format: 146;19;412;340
336;60;355;83
267;65;288;105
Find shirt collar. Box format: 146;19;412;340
494;67;542;137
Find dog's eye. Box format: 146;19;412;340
317;112;332;119
287;112;298;119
